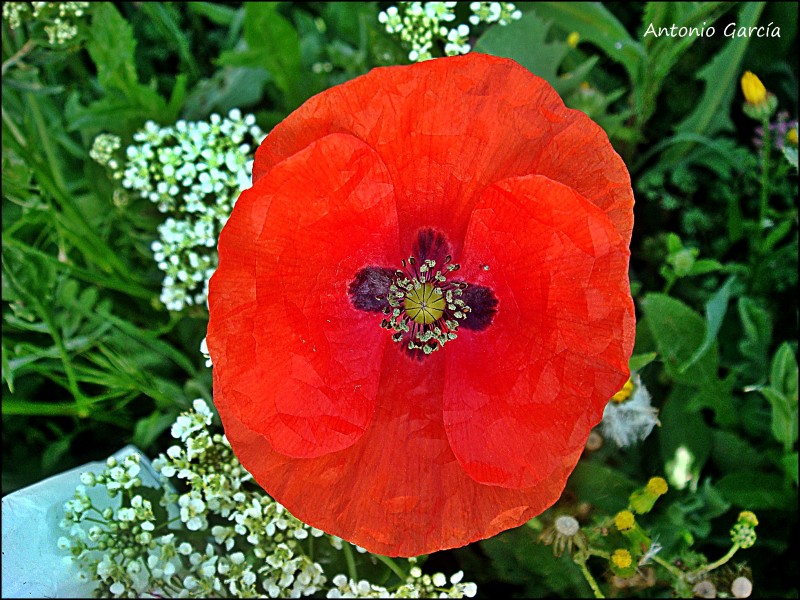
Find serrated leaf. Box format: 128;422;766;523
474;11;596;96
687;374;738;428
529;2;644;81
674;2;764;138
87;4;139;93
738;297;772;384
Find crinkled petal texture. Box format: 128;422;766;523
209;134;397;458
444;175;634;489
208;53;635;557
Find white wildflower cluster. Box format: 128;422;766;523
89;133;122;171
2;2;91;45
61;400;477;598
327;567;477;598
378;1;521;62
601;374;660;448
92;109;266;311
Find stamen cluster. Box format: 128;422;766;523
380;255;470;355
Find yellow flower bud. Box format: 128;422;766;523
741;71;767;106
567;32;580;48
786;127;798;147
646;477;668;496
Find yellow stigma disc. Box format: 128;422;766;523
404;283;445;325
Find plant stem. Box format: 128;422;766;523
575;556;605;599
26;91;67;192
342;543;358;581
1;38;36;75
688;543;740;581
757;116;772;251
653;555;684;579
374;555;407;582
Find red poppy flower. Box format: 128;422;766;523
207;53;635;557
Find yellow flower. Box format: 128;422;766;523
646;477;668;496
567;31;580;48
614;510;635;532
786;127;798;147
612;378;634;403
612;548;632;569
741;71;767;106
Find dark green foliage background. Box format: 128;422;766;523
2;2;797;597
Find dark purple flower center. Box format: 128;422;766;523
348;229;498;358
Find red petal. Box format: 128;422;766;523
216;346;580;557
208;134;398;458
252;53;633;248
444;175;635;488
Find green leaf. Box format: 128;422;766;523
528;2;645;82
480;530;587;597
133;410;179;450
87;3;139;93
1;344;14;393
687;374;738;428
673;2;765;138
660;385;713;482
187;1;238;26
629;352;658;372
641;293;718;385
782;453;799;487
664;478;731;541
139;3;200;78
473;11;597;96
711;430;768;473
715;472;796;510
687;258;723;276
737;297;772;383
568;460;637;513
770;343;799;400
218;3;310;110
183;67;271;120
760;345;798;452
762;219;794;254
761;388;798;451
680;276;736;373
